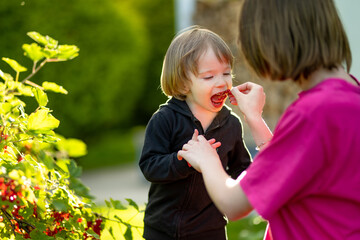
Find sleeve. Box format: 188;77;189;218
139;111;196;183
240;109;326;219
226;121;252;179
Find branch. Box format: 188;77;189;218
23;80;44;90
1;208;16;235
21;58;48;84
1;207;35;236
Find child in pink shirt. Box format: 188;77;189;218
241;77;360;239
178;0;360;239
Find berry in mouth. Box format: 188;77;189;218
211;89;237;106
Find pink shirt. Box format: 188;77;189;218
240;78;360;240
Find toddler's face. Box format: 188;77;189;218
185;47;232;115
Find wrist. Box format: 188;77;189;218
244;114;264;127
200;155;223;175
245;116;273;151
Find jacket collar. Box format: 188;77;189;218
160;97;231;128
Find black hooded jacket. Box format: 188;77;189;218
139;98;251;239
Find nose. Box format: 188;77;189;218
215;75;231;89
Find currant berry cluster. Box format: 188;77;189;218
84;218;103;239
0;178;35;238
44;211;71;236
0;178;22;203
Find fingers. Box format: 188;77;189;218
212;141;221;149
178;129;198;162
228;92;238;105
177;129;199;165
177;150;192;167
208;138;222;149
178;133;220;168
236;82;255;92
192;129;199;141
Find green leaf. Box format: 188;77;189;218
69;178;93;199
109;226;116;240
57;45;79;60
32;87;48;107
123;226;133;240
68;160;82;178
84;229;100;239
43;133;61;143
30;229;54;240
42;81;68;94
110;198;126;210
28;108;60;132
0;102;12;114
9;169;20;180
126;198;139;211
105;200;111;208
27;32;58;49
41;48;60;59
57;138;87;158
52;199;68;212
56;159;70;176
2;57;27;72
0;69;13;81
22;43;44;61
38;151;55;170
18;83;34;96
34;189;47;212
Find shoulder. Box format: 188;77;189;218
225;107;243;129
149;106;175;127
219;105;242;123
288;79;360;123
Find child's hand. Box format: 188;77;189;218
230;83;265;121
177;129;221;168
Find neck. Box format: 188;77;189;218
299;66;355;91
186;100;218;132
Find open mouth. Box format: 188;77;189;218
211;89;231;107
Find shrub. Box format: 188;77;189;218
0;32;141;240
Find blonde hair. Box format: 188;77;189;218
161;25;234;100
238;0;352;81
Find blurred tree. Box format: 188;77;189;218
0;0;153;140
130;0;175;126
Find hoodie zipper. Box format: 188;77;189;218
175;173;196;239
175;119;221;238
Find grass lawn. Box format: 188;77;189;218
226;214;267;240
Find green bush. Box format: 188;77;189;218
129;0;175;126
0;31;102;239
0;31;143;240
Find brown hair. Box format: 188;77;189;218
238;0;352;81
161;25;234;100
